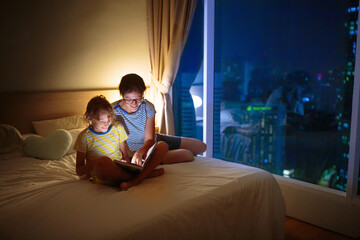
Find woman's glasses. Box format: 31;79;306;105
124;97;144;105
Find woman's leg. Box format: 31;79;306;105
156;134;206;156
179;137;207;155
120;141;168;190
162;149;194;164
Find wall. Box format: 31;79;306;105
0;0;150;93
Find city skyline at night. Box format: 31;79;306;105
174;0;359;191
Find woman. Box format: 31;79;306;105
113;73;207;165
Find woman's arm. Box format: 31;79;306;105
143;115;156;146
131;116;156;165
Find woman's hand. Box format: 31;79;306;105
131;151;144;166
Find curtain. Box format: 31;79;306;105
147;0;197;135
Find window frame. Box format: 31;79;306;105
202;0;360;237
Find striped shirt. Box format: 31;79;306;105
74;123;128;161
113;99;155;154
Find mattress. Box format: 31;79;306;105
0;154;285;240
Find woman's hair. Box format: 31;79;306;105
84;95;115;124
118;73;146;96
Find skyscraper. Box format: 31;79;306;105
334;0;359;191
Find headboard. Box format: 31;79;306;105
0;89;119;134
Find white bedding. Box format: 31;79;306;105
0;154;285;240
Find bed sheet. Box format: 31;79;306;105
0;154;285;240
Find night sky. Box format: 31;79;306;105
180;0;351;79
216;0;350;77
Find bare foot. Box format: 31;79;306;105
119;168;165;191
119;181;131;191
120;178;142;191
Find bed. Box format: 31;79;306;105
0;89;286;240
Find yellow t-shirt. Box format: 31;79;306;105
74;123;128;161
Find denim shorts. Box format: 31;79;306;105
156;133;181;150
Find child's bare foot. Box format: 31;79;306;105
120;178;141;191
119;168;165;191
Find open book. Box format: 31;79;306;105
114;142;157;172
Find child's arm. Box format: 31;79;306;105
76;151;92;179
120;142;130;163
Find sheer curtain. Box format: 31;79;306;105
147;0;197;134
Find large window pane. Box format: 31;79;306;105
173;1;204;142
214;0;358;191
358;164;360;195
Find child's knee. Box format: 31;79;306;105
94;156;111;168
93;157;112;178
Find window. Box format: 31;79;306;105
174;0;360;235
174;0;359;194
173;0;204;142
212;0;358;192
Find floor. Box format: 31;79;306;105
285;217;355;240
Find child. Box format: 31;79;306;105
74;95;166;191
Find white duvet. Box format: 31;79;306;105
0;155;285;240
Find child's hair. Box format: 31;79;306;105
84;95;115;124
118;73;146;96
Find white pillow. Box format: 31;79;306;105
33;115;87;137
22;129;84;156
24;129;72;160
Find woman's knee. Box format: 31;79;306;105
196;141;207;155
156;141;169;154
163;149;194;164
180;137;207;155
